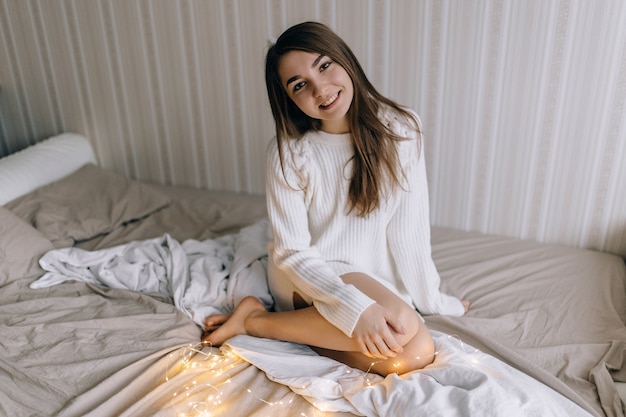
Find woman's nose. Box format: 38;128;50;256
311;80;327;97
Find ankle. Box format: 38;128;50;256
243;309;263;337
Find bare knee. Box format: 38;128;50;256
390;303;423;346
373;323;435;376
339;272;422;346
314;323;435;377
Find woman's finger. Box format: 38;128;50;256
375;336;398;359
381;315;406;354
357;338;374;358
364;338;384;359
384;332;403;354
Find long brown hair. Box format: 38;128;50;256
265;21;420;216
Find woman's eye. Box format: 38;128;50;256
293;81;306;92
320;61;331;71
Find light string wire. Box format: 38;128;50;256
165;341;311;417
361;333;481;386
164;334;480;416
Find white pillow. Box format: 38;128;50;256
0;133;97;205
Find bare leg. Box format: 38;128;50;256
313;323;435;376
203;298;365;351
203;273;435;376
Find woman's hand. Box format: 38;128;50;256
351;303;405;359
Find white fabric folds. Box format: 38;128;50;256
33;219;273;328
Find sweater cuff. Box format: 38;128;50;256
314;285;376;337
438;293;466;317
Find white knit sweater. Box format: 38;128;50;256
265;107;465;337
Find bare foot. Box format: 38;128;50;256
462;299;470;313
202;296;266;346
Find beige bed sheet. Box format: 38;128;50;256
427;227;626;417
77;183;626;417
2;180;624;417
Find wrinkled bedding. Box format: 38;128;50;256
32;220;274;328
1;173;625;417
26;220;597;416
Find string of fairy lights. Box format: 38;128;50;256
163;334;480;417
165;341;309;417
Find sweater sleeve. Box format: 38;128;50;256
386;134;465;317
265;139;376;337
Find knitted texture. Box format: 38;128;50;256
265;107;464;336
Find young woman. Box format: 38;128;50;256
203;21;469;377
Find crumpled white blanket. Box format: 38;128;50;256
32;219;274;328
225;333;593;417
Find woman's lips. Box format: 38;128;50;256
319;91;340;109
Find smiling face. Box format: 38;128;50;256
278;50;354;134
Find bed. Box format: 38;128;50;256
1;133;624;417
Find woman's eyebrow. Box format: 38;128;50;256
285;75;300;87
311;54;324;68
285;55;326;88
